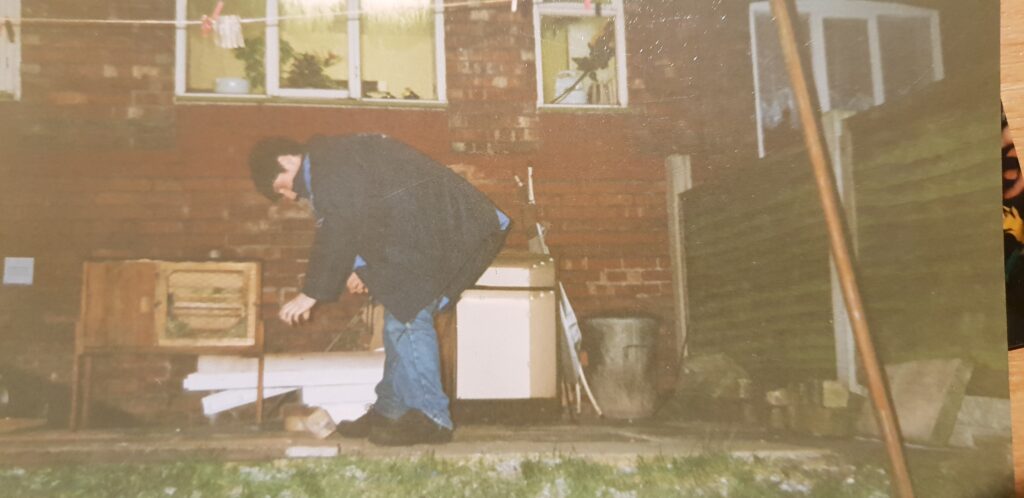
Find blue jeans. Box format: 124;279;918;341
372;300;453;429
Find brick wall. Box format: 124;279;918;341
18;0;176;150
445;2;539;154
0;0;721;427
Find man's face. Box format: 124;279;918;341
272;154;303;202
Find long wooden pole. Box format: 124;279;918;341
767;1;915;497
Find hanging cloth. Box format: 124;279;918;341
215;15;245;49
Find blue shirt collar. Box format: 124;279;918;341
293;154;313;201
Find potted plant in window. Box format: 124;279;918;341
232;37;295;92
233;38;342;91
553;19;616;105
283;51;344;90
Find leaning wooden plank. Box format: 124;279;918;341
201;387;296;415
301;384;377;405
197;351;384;374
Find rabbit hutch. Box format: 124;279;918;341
70;260;264;429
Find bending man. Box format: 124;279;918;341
249;134;509;446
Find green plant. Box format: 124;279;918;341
284;51;343;90
553;18;616;104
232;36;295;92
234;37;341;91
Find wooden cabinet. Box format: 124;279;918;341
71;260;264;429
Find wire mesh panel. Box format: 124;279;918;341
155;262;260;348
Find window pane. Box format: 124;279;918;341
824;18;873;112
360;0;436;100
879;15;935;100
279;0;348;92
186;0;265;94
754;11;811;151
0;0;18;99
540;16;617;105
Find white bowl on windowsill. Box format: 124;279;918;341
215;77;251;95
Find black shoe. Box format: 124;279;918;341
368;410;453;446
335;409;390;439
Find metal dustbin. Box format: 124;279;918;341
582;315;660;420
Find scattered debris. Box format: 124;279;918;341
947;396;1012;448
765;387;792;407
301;408;337;440
821;380;850;409
284;445;339;458
855;358;973;446
765;380;856;437
674;353;751;400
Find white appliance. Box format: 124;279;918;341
455;252;557;400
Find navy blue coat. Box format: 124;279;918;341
300;134;507;322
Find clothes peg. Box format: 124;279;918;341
212;1;225;20
201;0;225;37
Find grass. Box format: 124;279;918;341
0;454;894;498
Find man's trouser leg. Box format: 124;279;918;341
372;300;453;429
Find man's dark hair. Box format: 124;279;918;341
249;137;305;201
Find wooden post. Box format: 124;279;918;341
665;154;693;359
768;1;915;497
80;355;94;429
821;110;865;395
435;310;458;399
255;321;265;425
68;349;81;431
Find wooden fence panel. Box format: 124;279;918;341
682;149;834;388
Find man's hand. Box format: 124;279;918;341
279;293;317;325
347;272;368;294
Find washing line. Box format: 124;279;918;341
5;0;523;28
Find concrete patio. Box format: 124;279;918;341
0;420;833;468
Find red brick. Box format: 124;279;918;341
642;270;673;282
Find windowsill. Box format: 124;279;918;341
174;94;448;110
537;104;630;114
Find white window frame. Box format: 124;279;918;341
175;0;447;103
533;0;628;109
0;0;21;100
749;0;943;157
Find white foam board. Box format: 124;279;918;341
196;351;385;374
184;367;383;391
200;387;295;415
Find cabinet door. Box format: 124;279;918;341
455;289;557;400
80;261;160;349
